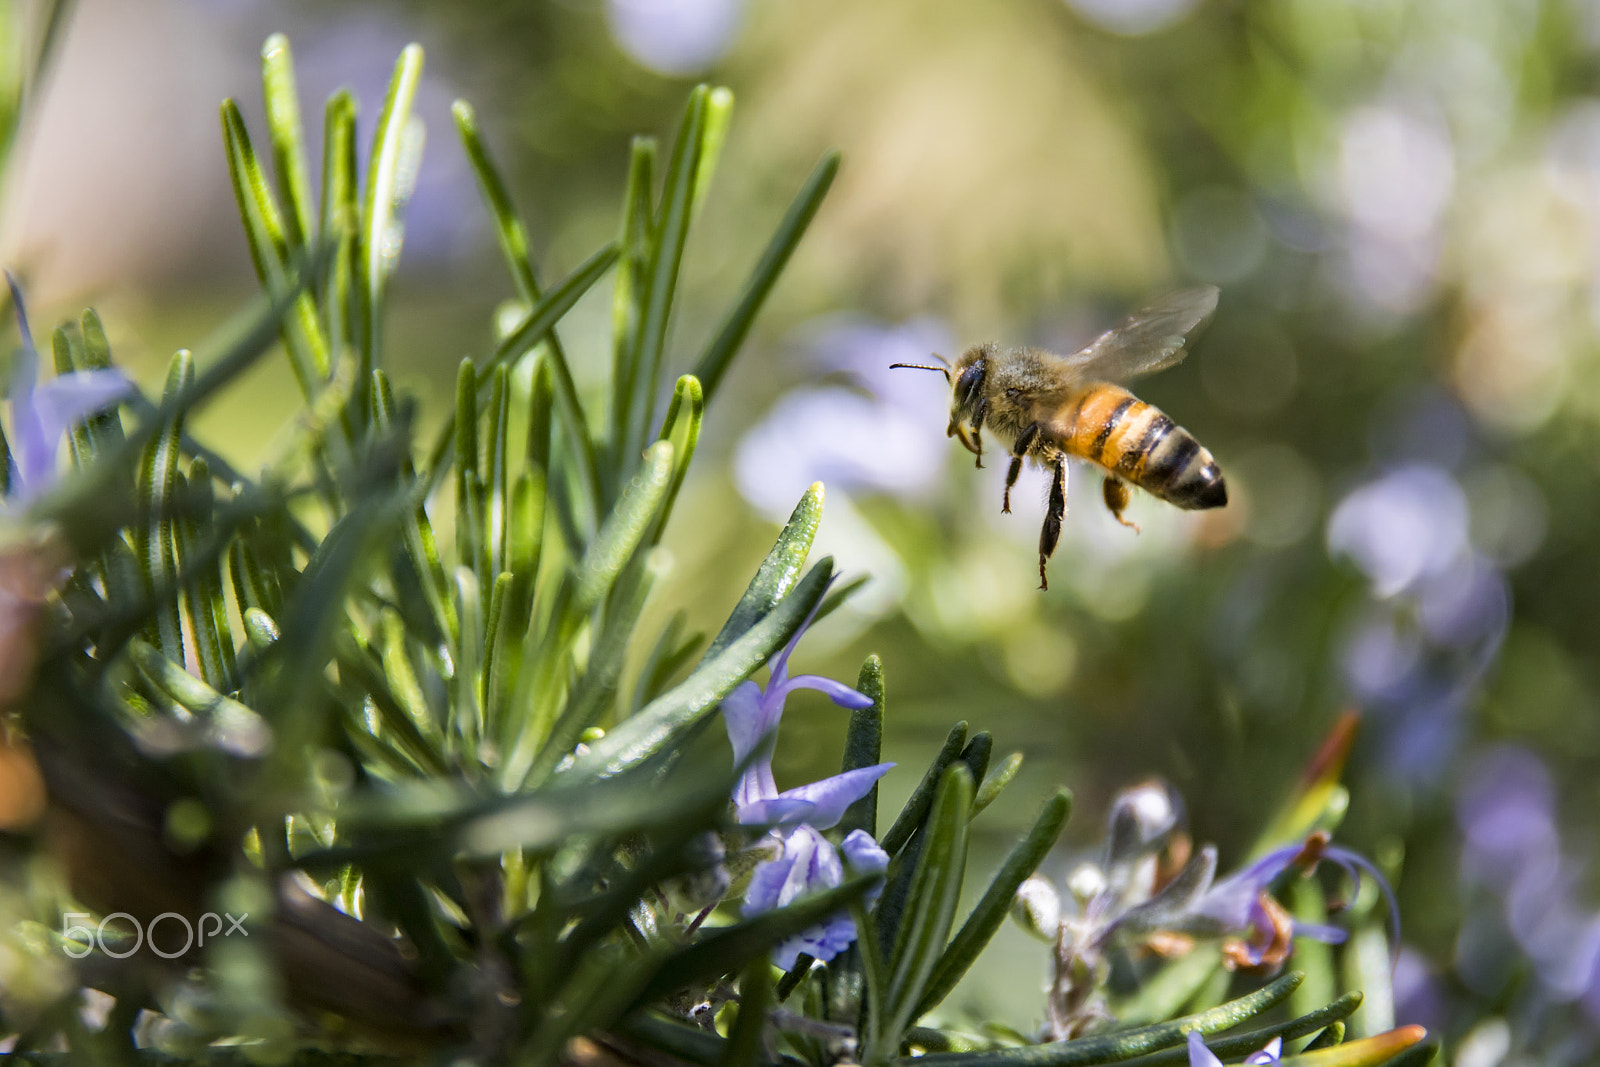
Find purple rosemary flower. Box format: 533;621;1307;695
1116;831;1399;973
5;273;132;502
1020;779;1400;1040
1187;1031;1281;1066
721;602;894;968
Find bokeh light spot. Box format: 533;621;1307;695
1002;625;1077;697
1231;443;1322;548
606;0;744;75
1063;0;1200;37
1463;464;1547;568
1172;186;1270;284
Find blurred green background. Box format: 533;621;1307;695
6;0;1599;1059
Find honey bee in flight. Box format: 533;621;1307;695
892;286;1227;589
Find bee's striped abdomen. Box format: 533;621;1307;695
1059;383;1227;511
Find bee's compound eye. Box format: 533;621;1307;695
955;361;985;406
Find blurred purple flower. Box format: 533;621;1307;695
1328;464;1469;598
1455;746;1600;1012
1106;832;1396;975
1329;464;1509;783
1163;836;1397;970
5;273;132;502
1186;1031;1281;1067
721;601;893;968
1458;745;1558;891
1027;781;1392;1039
734;317;953;520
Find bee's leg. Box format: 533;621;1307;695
971;399;988;468
1038;452;1067;591
1102;476;1139;532
1003;423;1041;514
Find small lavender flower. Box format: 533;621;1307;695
1114;831;1399;973
5;273;132;502
721;602;894;969
1187;1031;1281;1066
1021;780;1398;1040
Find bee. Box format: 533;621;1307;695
893;287;1226;589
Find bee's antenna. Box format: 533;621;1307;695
889;361;952;383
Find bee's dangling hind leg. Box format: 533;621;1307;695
1003;423;1041;514
1038;453;1067;590
1102;476;1139;532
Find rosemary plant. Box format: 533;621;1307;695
0;32;1437;1067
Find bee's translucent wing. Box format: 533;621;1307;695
1058;286;1220;383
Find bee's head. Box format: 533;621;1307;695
889;346;990;456
944;345;991;453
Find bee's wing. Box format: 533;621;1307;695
1057;286;1220;384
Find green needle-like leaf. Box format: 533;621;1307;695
615;1013;732;1067
425;243;619;514
915;788;1071;1020
705;482;823;661
958;732;993;795
626;85;711;466
334;628;446;776
693;87;734;211
481;570;513;734
454;95;599;528
692;151;839;404
176;457;236;688
881;765;973;1055
243;606;279;651
1290;880;1338;1027
52;328;92;467
358;42;423;370
524;547;670;788
652;373;703;543
881;721;970;857
452;98;540;301
1117;995;1374;1067
1305;1022;1346;1052
220;99;331;398
569;557;834;777
454;358;488;585
839;654;886;839
901;972;1304;1067
137;350;193;661
260;34;316;250
129;638;253;722
376;607;437;737
630;612;704;713
576;439;673;611
1344;920;1396;1038
453;566;485;757
610;135;656;474
318;89;358;370
485;364;511;577
76;310;127;454
720;957;772;1067
973;752;1023;815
